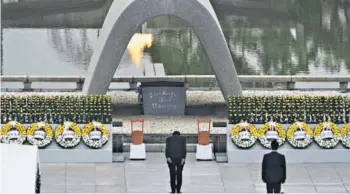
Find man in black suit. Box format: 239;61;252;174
262;140;286;193
165;131;187;193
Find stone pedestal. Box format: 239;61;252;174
129;143;146;160
196;143;214;160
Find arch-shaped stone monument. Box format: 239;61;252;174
82;0;242;103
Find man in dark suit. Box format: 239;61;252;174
262;140;286;193
165;131;187;193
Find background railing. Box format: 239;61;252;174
0;75;349;91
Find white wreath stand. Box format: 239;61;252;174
196;143;214;160
196;120;214;160
129;119;146;160
129;143;146;160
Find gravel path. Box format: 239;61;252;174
112;116;227;134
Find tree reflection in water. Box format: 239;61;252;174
47;29;97;70
150;0;350;76
44;0;350;76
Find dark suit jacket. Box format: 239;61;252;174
165;135;187;163
262;151;286;184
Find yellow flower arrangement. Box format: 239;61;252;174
55;122;82;136
287;122;313;137
258;122;286;148
82;121;110;149
313;121;340;148
0;121;26;144
340;123;350;148
1;121;26;136
27;122;53;137
231;123;259;137
259;122;286;138
286;122;313;148
27;122;54;148
82;122;110;136
314;122;340;136
340;123;350;136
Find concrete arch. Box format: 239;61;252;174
82;0;242;103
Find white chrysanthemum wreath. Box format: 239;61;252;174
286;122;313;148
258;121;286;149
82;121;110;149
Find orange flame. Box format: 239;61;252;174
127;33;153;67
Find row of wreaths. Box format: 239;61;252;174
231;121;350;149
0;121;110;149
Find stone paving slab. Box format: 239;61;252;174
40;153;350;193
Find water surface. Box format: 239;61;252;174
1;0;350;77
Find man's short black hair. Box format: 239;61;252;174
271;140;279;150
173;131;181;136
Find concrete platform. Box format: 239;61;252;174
40;153;350;193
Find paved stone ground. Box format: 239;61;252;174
41;153;350;193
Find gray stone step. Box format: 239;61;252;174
112;153;125;162
215;153;228;163
123;143;197;152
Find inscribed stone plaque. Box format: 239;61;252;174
141;83;186;115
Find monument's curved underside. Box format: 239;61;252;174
82;0;242;103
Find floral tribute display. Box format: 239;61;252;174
258;121;286;148
341;123;350;148
0;94;111;149
286;122;313;148
228;95;348;124
231;122;259;148
0;95;112;124
55;121;82;148
82;121;110;149
313;122;341;148
0;121;27;144
27;122;54;148
228;94;349;149
304;96;346;123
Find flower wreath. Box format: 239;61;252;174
286;122;313;148
0;121;27;144
27;122;54;148
313;121;341;149
55;121;82;148
82;121;110;149
258;122;286;149
231;122;259;148
340;123;350;148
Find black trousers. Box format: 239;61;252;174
266;183;281;193
167;160;184;192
